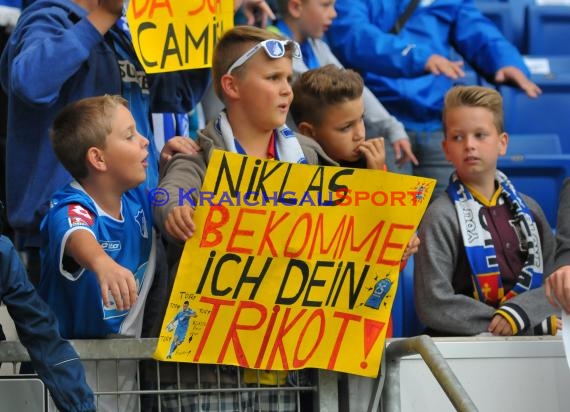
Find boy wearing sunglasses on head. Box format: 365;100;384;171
155;25;335;243
155;24;334;252
152;25;335;411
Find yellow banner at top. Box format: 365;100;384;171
126;0;234;73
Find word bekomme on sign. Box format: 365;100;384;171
127;0;234;73
154;150;435;378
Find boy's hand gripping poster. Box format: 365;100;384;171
154;150;435;377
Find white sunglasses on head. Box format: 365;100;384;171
226;39;302;75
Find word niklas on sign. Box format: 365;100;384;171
154;150;435;378
127;0;234;73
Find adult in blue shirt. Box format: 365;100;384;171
327;0;540;195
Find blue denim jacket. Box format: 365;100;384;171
0;235;95;412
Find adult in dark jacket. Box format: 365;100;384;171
0;234;95;412
0;0;210;283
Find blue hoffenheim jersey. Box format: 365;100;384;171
39;181;155;339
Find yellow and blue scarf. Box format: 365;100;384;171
446;171;543;307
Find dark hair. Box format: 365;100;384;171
291;64;364;126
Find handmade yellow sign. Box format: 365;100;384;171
126;0;234;73
154;150;435;377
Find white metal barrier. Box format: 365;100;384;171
0;338;339;412
3;336;569;411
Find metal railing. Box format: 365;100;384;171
377;335;478;412
0;335;480;411
0;338;339;412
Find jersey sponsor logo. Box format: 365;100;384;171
100;240;122;251
117;59;149;94
67;204;95;227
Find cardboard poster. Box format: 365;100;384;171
126;0;234;73
154;150;435;377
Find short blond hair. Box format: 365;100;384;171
50;95;128;181
443;86;504;134
212;26;293;101
291;64;364;126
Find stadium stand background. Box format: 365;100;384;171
1;1;569;339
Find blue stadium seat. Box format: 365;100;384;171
523;54;570;82
527;5;570;55
498;154;570;228
501;56;570;153
502;82;570;152
499;133;564;227
392;256;424;337
506;133;562;156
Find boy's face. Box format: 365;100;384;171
297;0;337;40
308;96;365;162
233;52;294;131
442;105;507;185
101;105;149;189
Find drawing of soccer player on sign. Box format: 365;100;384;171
165;300;197;359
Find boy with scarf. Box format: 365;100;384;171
153;25;335;411
414;85;558;336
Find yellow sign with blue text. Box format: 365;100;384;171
126;0;234;73
154;150;435;377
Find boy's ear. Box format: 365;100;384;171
289;0;303;18
220;73;240;101
86;147;107;172
499;132;508;156
441;138;451;161
298;121;316;138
